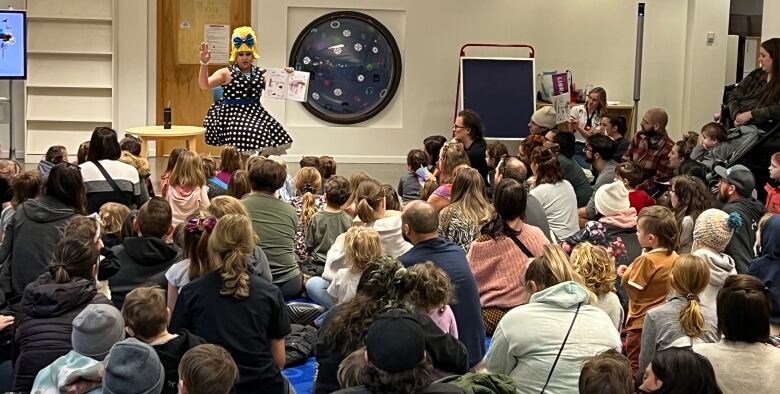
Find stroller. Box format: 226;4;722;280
706;121;780;201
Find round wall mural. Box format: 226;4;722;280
289;11;402;124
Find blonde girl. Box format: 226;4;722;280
206;195;273;283
570;242;624;330
428;142;470;212
438;167;493;252
169;213;290;393
208;195;250;218
166;210;218;310
406;262;458;338
227;170;251;199
290;167;326;261
217;145;241;184
638;254;719;380
160;148;185;198
326;226;381;304
166;150;211;226
119;151;151;205
99;202;131;249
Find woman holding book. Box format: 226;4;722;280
198;26;293;154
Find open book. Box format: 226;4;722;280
265;68;310;102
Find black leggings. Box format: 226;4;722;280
276;272;304;300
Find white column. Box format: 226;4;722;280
680;0;730;134
763;0;780;40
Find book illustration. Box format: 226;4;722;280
265;68;310;102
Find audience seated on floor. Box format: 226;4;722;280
3;38;780;393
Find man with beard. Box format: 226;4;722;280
397;201;485;369
579;133;619;221
715;164;767;273
622;108;675;194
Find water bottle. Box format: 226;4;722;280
163;102;172;129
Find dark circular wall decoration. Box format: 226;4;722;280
289;11;402;124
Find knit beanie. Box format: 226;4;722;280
693;208;742;252
103;338;165;394
595;181;630;217
531;106;557;130
72;304;126;361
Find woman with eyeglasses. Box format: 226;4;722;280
0;163;85;299
452;109;490;184
669;175;712;254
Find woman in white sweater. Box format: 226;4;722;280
484;244;621;393
693;275;780;393
529;147;579;240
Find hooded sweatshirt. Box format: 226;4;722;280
108;237;180;308
13;275;110;392
166;185;210;226
693;248;737;312
723;197;766;273
748;215;780;324
484;281;621;394
153;329;208;394
0;195;79;297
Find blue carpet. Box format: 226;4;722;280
283;337;493;394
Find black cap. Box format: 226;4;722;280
365;309;425;372
714;164;755;197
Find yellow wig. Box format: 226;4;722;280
230;26;260;62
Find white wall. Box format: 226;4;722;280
115;0;149;138
763;0;780;40
681;0;730;132
114;0;729;163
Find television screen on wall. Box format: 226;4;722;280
0;10;26;79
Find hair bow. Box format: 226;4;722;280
233;35;255;49
186;216;217;233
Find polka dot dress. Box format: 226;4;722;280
204;65;293;152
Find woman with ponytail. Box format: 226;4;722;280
638;254;719;382
170;214;292;394
12;235;112;392
314;256;468;394
308;178;411;307
290;166;325;261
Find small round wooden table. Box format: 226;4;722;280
125;125;206;158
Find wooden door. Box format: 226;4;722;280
156;0;251;157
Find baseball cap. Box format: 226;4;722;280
714;164;755;197
365;309;425;372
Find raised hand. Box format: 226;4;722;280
199;42;211;64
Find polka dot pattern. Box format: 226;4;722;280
204;65;294;152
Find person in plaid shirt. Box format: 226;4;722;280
622;108;675;194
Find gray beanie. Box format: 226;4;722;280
104;338;165;394
72;304;125;360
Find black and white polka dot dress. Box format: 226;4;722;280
204;65;293;152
